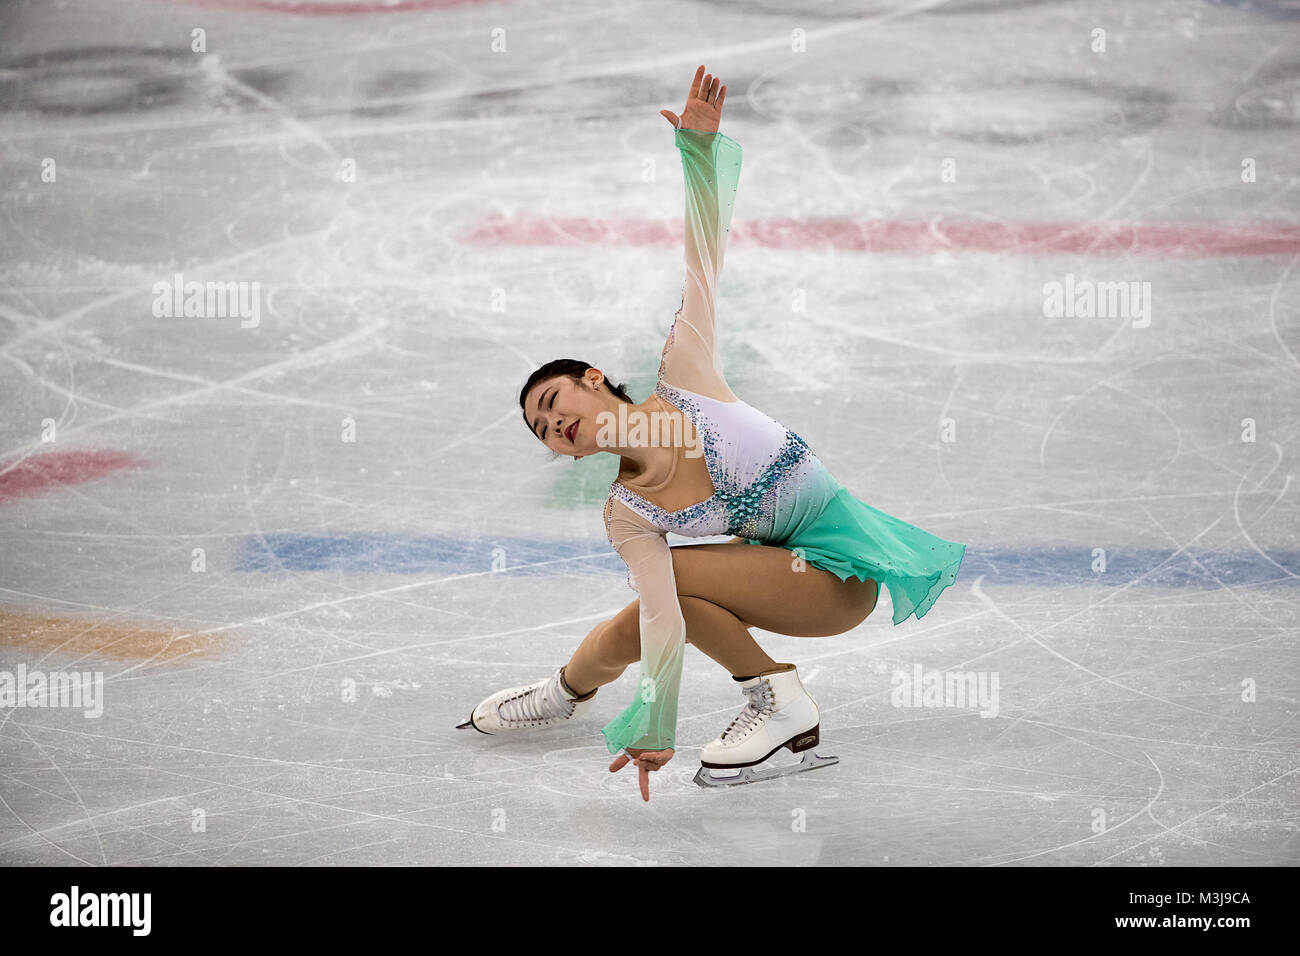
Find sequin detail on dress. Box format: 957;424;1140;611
609;381;812;540
716;429;810;539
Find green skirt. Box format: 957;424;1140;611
748;487;966;625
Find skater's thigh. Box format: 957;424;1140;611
669;542;877;637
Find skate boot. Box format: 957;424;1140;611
456;666;596;734
695;663;838;787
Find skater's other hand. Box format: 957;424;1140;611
610;747;675;802
660;64;726;133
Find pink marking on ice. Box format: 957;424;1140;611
0;450;145;504
170;0;490;16
460;215;1300;258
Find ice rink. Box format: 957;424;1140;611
1;0;1298;866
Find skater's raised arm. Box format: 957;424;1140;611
658;65;741;402
599;498;687;759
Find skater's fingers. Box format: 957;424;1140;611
639;764;651;802
609;754;631;773
688;64;704;99
715;85;726;111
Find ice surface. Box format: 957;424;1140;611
0;0;1297;865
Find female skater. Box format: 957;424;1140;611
458;65;966;800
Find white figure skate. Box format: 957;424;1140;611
457;666;596;734
694;663;838;787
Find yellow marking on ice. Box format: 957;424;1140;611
0;608;226;662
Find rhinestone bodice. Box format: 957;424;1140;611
608;382;841;543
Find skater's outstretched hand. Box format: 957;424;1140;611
660;64;726;133
610;747;674;802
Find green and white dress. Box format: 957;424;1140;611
600;126;966;756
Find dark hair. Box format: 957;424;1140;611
518;359;634;433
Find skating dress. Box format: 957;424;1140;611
600;127;966;756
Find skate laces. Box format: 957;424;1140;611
722;679;776;740
499;671;573;725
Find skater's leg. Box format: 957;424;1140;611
463;542;864;736
668;541;879;638
671;544;875;783
562;603;640;695
563;595;776;696
564;541;876;693
677;596;778;677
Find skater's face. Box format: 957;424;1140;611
523;371;609;459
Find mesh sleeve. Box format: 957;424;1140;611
657;127;743;403
599;495;686;754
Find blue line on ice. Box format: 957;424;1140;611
232;534;1300;587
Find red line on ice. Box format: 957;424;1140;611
460;215;1300;258
0;450;144;504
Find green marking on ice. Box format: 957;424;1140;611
550;452;620;508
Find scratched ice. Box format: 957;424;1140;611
0;0;1297;866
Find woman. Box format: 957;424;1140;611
458;66;966;801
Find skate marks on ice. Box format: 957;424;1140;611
456;730;846;803
0;44;1187;146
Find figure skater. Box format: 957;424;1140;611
458;65;966;800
